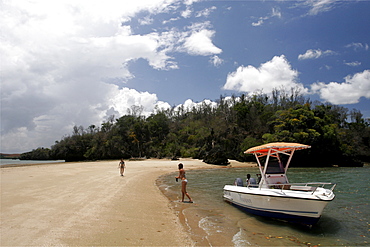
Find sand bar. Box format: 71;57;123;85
1;158;252;246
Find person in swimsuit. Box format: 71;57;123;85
175;163;193;203
118;158;125;176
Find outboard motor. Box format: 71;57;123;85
234;178;244;186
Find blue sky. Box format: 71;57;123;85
1;0;369;153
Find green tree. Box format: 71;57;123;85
29;88;368;166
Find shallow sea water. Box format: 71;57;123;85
157;166;369;246
0;159;64;166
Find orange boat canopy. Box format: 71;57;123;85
244;142;311;155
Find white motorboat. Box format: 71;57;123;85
223;142;336;226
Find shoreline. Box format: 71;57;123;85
0;158;256;168
0;161;66;168
0;158;254;246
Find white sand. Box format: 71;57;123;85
1;158;253;246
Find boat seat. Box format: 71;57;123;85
234;178;244;186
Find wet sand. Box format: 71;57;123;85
0;158;253;246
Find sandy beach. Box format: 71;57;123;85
1;158;252;246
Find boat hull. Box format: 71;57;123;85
223;185;333;226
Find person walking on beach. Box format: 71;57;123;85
118;158;125;176
175;163;193;203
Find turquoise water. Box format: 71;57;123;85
157;166;369;246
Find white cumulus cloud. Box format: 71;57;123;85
181;7;193;18
209;55;224;67
345;42;369;51
344;61;361;67
1;0;220;153
174;99;217;112
196;6;217;18
252;7;281;27
182;25;222;56
304;0;337;15
223;55;305;94
298;49;335;60
311;70;370;104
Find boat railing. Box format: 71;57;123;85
247;182;336;194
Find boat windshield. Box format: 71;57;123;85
266;161;285;174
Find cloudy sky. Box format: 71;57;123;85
1;0;369;153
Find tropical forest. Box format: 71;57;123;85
20;89;370;167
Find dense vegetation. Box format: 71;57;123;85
20;90;370;167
